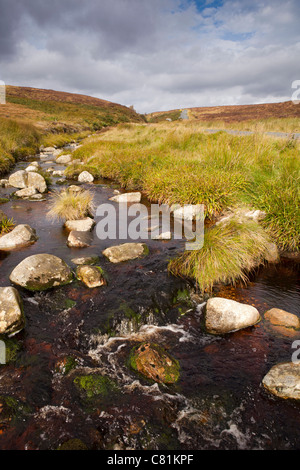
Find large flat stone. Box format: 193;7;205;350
102;243;148;263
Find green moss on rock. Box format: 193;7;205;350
73;374;119;399
129;342;180;384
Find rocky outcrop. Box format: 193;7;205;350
205;297;261;334
102;243;148;263
78;171;94;183
0;225;38;251
129;342;180;384
0;287;25;335
76;265;106;288
109;192;142;203
262;362;300;399
64;217;95;232
9;254;73;291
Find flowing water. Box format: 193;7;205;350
0;145;299;450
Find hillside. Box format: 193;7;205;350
0;85;145;175
1;85;145;132
148;101;300;131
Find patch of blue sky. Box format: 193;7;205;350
177;0;224;12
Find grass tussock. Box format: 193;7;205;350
0;216;15;235
168;218;272;292
47;188;95;222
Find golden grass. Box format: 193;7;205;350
47;188;95;222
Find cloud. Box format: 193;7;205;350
0;0;299;112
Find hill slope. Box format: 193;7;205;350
1;85;145;133
0;85;145;175
148;101;300;130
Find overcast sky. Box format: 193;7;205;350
0;0;299;113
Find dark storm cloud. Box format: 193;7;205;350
0;0;161;58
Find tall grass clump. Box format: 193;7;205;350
168;218;271;292
47;188;95;222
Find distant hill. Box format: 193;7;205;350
0;85;145;133
147;101;300;124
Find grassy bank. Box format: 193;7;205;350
65;122;299;290
0;85;145;176
0;116;90;176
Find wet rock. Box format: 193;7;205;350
52;170;65;177
64;217;95;232
71;255;100;266
129;342;180;384
262;362;300;399
264;308;300;337
216;207;267;226
109;192;142;203
76;265;106;288
30;194;45;201
43;146;56;153
0;224;38;251
0;395;29;429
58;439;88;451
265;242;280;263
73;371;120;401
56;154;72;165
68;185;82;193
9;254;73;291
172;204;203;221
8;170;27;189
0;179;10;188
26;172;47;193
15;187;37;198
25;165;39;172
67;230;92;248
103;243;148;263
205;297;261;334
0;287;25;335
153;231;172;240
8;171;47;193
78;171;94;183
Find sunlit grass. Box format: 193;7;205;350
168;218;272;292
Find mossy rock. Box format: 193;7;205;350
55;356;78;375
0;395;30;429
0;336;20;364
129;342;180;384
73;374;120;400
58;438;88;450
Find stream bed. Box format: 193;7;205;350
0;145;299;450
